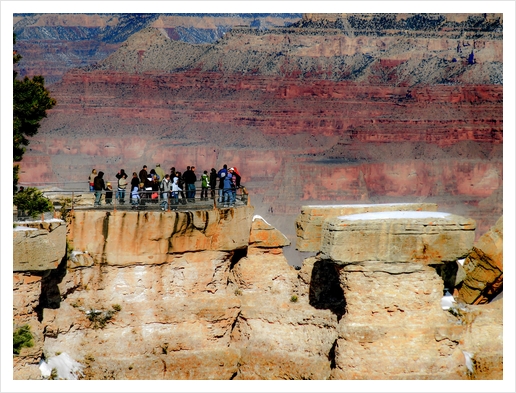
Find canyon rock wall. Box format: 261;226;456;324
13;13;302;84
12;205;502;380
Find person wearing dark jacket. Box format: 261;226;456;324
139;165;148;184
176;171;187;204
130;172;140;205
182;166;197;202
217;164;228;203
93;171;106;206
209;168;217;200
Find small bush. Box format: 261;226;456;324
86;306;121;329
290;295;298;303
13;187;53;219
13;325;34;355
234;288;242;296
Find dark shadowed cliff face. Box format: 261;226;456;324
17;13;503;248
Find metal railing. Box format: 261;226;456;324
14;184;250;218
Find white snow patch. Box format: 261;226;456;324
338;211;451;221
253;214;271;226
441;291;456;310
13;226;38;232
14;218;64;224
39;353;84;380
457;258;466;266
463;351;474;373
305;203;418;208
70;250;83;262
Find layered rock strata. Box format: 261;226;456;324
17;13;503;253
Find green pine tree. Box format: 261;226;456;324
13;33;56;193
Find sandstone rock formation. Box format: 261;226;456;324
13;220;66;380
320;211;475;264
458;216;503;304
12;205;502;380
295;202;438;252
313;210;483;379
13;220;67;271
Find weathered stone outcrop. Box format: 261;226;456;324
249;215;290;249
313;211;499;379
320;211;475;264
296;203;438;252
13;220;66;379
458;216;503;304
13;220;66;271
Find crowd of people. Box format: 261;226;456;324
89;163;244;210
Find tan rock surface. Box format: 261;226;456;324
458;216;503;304
249;215;290;248
231;249;338;380
12;205;502;380
13;221;66;271
296;203;438;252
70;207;254;265
320;211;475;264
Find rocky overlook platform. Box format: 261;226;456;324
12;202;502;380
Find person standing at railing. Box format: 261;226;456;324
209;168;217;200
201;170;209;201
93;171;106;207
89;169;97;192
130;172;139;205
160;174;172;211
171;175;182;210
228;168;238;205
176;171;187;205
217;164;228;203
117;173;128;204
139;165;148;185
105;182;114;205
155;164;166;184
182;166;196;203
222;169;233;208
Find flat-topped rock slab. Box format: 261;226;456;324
296;203;438;252
320;211;476;264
